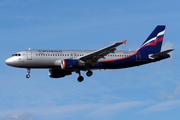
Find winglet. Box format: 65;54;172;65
122;40;127;45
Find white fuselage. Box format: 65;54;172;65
5;50;136;68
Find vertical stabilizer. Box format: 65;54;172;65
137;25;165;54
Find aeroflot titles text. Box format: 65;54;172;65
38;50;62;52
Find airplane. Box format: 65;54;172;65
5;25;174;82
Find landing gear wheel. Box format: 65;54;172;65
78;76;84;82
76;70;84;82
26;74;30;78
26;68;31;79
86;70;93;77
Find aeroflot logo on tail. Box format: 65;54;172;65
141;30;165;48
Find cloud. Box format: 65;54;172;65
0;104;103;118
159;81;180;100
138;100;180;113
86;101;148;117
158;91;174;99
161;41;174;51
174;81;180;96
0;101;149;119
0;113;34;120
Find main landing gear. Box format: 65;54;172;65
26;68;31;78
86;70;93;77
76;70;93;82
76;70;84;82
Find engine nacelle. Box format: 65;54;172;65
49;68;72;78
61;59;80;69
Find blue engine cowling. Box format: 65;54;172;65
61;59;79;69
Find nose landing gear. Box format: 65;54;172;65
26;68;31;78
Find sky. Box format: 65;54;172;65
0;0;180;120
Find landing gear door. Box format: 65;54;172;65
136;52;141;62
27;51;32;60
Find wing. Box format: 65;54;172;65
78;40;127;65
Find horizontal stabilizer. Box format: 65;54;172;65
149;49;174;59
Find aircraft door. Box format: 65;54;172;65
136;52;141;62
27;51;32;60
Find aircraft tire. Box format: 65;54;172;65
86;70;93;77
26;74;30;78
78;76;84;82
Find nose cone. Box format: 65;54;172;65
5;58;13;66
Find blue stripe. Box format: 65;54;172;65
156;34;164;39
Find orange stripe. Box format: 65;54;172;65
63;59;66;69
98;51;138;63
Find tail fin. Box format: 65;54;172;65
137;25;165;54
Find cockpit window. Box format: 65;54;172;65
12;54;21;56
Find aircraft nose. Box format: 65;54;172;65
5;58;13;65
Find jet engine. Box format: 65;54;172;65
60;59;85;69
49;68;72;78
